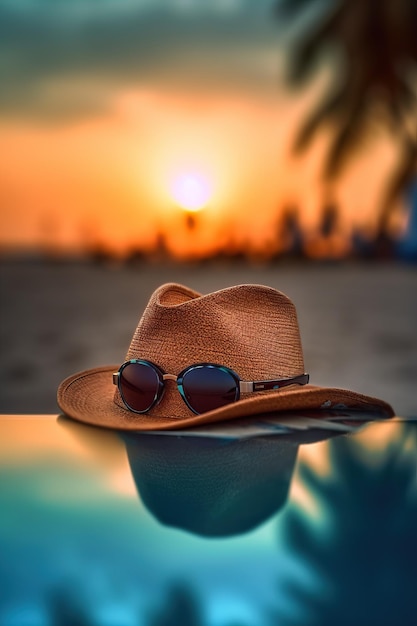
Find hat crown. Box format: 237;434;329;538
117;283;305;419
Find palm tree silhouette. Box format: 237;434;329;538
277;0;417;231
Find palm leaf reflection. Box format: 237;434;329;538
147;583;204;626
273;423;417;626
47;584;98;626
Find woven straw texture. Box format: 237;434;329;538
57;283;395;430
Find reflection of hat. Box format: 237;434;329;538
58;283;394;430
122;428;338;537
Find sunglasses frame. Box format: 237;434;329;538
113;359;309;415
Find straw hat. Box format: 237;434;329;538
57;282;394;430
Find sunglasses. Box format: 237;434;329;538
113;359;309;416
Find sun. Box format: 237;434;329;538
170;173;212;212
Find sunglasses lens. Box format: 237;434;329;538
182;366;238;414
119;362;160;413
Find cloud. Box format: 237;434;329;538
0;0;280;119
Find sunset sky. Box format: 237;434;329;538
0;0;403;259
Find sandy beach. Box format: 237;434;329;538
0;258;416;416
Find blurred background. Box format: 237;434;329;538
1;4;417;623
0;0;416;414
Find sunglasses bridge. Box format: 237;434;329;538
162;373;180;383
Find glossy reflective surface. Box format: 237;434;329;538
1;415;417;626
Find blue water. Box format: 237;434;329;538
1;416;417;626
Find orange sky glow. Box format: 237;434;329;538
0;86;403;261
0;0;412;262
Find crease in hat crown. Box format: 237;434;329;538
112;282;306;420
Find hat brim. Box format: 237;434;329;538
57;365;395;431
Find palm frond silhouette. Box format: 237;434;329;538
277;0;417;224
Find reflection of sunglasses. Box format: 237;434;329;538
113;360;309;415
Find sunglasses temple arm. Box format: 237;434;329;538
240;373;309;393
